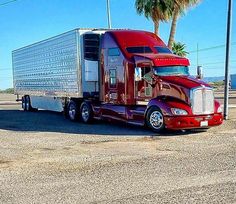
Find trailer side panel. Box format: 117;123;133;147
12;30;82;97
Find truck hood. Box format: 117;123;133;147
159;75;210;89
153;75;211;105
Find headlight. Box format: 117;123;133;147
217;106;223;113
171;108;188;115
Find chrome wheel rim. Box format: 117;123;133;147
69;105;76;120
81;105;89;122
149;111;164;130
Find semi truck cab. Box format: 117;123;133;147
96;30;223;132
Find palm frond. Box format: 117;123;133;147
172;42;189;57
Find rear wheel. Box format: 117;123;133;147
146;106;165;133
67;100;79;121
80;102;93;123
23;95;33;111
22;96;26;111
25;95;31;111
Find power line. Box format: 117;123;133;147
189;66;233;70
0;0;17;7
191;60;236;66
188;42;236;53
195;60;236;66
189;54;224;60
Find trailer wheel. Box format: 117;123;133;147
80;102;93;123
146;106;165;133
25;95;32;111
22;96;26;111
67;100;79;121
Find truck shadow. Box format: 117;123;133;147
0;109;200;136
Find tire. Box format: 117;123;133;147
145;106;165;133
67;100;79;121
80;102;93;123
25;95;32;111
22;96;26;111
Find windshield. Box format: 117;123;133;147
153;66;189;76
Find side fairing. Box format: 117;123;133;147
100;33;126;104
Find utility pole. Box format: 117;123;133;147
106;0;112;29
197;43;199;67
224;0;233;120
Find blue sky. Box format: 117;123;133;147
0;0;235;89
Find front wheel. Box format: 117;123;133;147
146;106;165;133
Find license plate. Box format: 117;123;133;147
200;121;208;127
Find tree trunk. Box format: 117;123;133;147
168;8;179;48
154;21;159;36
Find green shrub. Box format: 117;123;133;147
0;88;14;94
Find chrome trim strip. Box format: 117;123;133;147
136;101;148;105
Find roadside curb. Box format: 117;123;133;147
229;105;236;108
0;101;20;105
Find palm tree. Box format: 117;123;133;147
135;0;171;35
168;0;201;48
172;42;188;57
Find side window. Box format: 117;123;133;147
142;67;152;97
142;67;151;80
108;48;120;56
109;69;117;88
84;34;100;61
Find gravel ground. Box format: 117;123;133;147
0;94;235;203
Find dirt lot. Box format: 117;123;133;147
0;94;235;203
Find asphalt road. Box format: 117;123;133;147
0;95;236;203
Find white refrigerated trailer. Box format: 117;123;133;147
13;28;105;117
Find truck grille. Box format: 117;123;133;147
191;87;214;115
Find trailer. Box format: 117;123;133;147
231;74;236;89
12;28;223;132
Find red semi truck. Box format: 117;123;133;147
12;29;223;132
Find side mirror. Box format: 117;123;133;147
197;66;203;79
135;67;142;81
